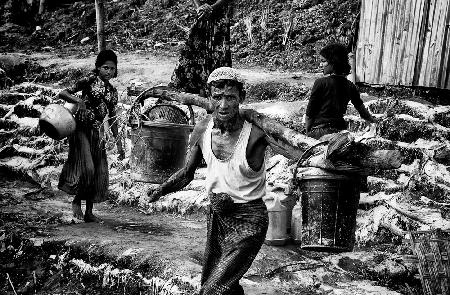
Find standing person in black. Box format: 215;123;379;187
305;43;377;139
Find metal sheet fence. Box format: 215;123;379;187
356;0;450;89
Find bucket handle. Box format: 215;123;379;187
132;87;195;126
292;140;329;182
147;103;194;126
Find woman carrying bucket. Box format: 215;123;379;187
305;43;378;139
57;49;125;222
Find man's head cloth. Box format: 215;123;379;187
207;67;245;85
207;67;245;97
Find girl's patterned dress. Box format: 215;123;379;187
58;74;118;203
170;0;233;96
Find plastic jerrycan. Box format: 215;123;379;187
265;193;289;246
291;200;302;245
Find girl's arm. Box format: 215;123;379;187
58;90;85;109
58;76;94;109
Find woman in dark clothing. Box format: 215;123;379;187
169;0;233;97
305;43;377;139
57;50;125;222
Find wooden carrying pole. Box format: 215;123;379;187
95;0;106;52
136;86;402;170
38;0;46;14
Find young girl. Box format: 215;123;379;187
305;43;377;139
57;49;125;222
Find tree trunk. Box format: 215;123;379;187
282;0;296;48
95;0;106;52
38;0;45;14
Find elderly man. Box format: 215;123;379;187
148;67;269;295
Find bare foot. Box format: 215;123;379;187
84;212;101;223
72;202;84;220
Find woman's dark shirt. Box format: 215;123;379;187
306;75;363;130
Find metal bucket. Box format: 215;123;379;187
295;167;360;253
39;103;78;140
129;104;194;183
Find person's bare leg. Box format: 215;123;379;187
72;196;83;220
84;200;100;223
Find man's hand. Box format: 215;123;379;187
197;3;213;20
147;186;162;203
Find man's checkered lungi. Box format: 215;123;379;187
199;193;268;295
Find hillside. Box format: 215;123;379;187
0;0;360;71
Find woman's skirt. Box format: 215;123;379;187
58;128;109;203
170;7;232;96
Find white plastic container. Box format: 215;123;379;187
265;193;289;246
291;200;302;245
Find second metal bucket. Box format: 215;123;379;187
295;167;361;253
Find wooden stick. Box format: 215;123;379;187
380;221;407;237
383;200;426;224
6;273;18;295
358;150;402;169
139;86;318;151
140;86;401;169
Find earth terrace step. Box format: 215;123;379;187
0;92;29;105
430;106;450;128
362;137;444;165
346;114;450;142
345;98;433;119
10;82;60;97
0;233;199;294
12;103;43;118
366;176;404;196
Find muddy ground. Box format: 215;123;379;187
1;51;449;294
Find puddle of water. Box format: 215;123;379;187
104;218;173;236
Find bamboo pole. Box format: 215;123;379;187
95;0;106;52
135;86;402;169
38;0;45;14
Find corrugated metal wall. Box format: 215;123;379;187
356;0;450;89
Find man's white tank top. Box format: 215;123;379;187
200;118;266;203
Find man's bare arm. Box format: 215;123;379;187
147;117;210;201
148;143;203;201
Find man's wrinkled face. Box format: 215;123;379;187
211;84;242;122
